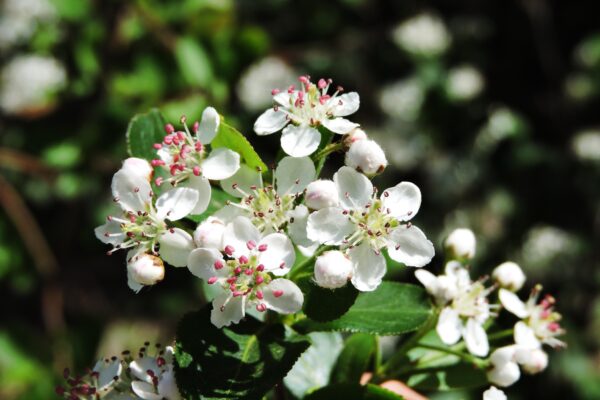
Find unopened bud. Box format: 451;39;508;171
305;179;339;210
344;139;387;176
487;346;520;387
444;228;476;261
343;128;368;147
492;261;526;291
193;217;225;250
127;253;165;286
314;251;352;289
515;347;548;374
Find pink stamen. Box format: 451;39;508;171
153;143;162;149
193;121;199;133
163;135;173;145
256;264;265;272
318;78;327;89
246;240;256;250
234;267;242;275
207;277;218;284
155;177;163;186
239;255;249;264
258;244;268;252
195;141;203;152
299;75;309;84
287;85;295;93
214;260;224;270
233;291;243;297
279;262;286;269
271;89;280;95
151;159;165;167
319;95;331;105
165;124;175;134
193;166;201;176
224;245;235;256
245;269;253;276
255;275;264;284
256;290;264;300
548;322;560;332
256;303;267;312
273;290;284;298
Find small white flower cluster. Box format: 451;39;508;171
0;0;56;51
391;13;451;58
415;228;565;389
56;343;181;400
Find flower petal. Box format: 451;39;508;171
158;228;194;267
197;106;220;144
333;166;373;210
94;219;125;245
258;233;296;275
286;205;315;248
381;182;422;221
387;225;435;268
437;307;462;345
414;269;437;294
330;92;360;117
223;216;260;257
262;278;303;314
111;168;152;213
155;187;199;221
210;293;246;328
202;148;241;180
157;367;181;399
280;125;321;157
93;359;123;391
464;318;489;357
487;361;521;388
132;381;161;400
129;356;159;383
188;248;227;280
499;289;529;319
321;117;359;134
122;157;153;181
483;386;507;400
275;156;316;195
254;108;288;135
273;92;291;106
220;164;262;198
349;243;386;292
182;175;212;215
306;207;354;245
514;321;541;349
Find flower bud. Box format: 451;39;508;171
487;346;520;387
444;228;476;261
515;347;548;374
483;386;507;400
127;253;164;289
305;179;339;210
122;157;153;181
492;261;526;291
194;217;226;249
345;139;388;176
343;128;368;147
314;251;352;289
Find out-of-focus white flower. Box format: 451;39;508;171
126;252;165;292
305;179;339;210
392;13;451;57
571;130;600;162
345;139;388;176
129;346;181;400
237;56;297;111
153;108;240;215
487;346;521;387
378;77;425;121
483;386;507;400
520;225;577;270
314;250;352;289
307;167;434;292
514;346;548;374
254;76;360;157
444;228;476;261
188;216;303;328
0;55;66;114
492;261;526;291
446;65;484;102
0;0;56;50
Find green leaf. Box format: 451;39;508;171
212;121;268;172
298;278;359;322
186;187;236;224
174;305;311;400
305;383;403;400
174;36;213;88
294;282;432;335
406;362;488;391
126;109;166;161
331;333;377;384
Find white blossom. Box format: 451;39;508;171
345;139;388;176
314;251;352;289
129;346;181;400
254;76;360;157
305;179;339;210
487;346;521;387
193;216;226;250
126;252;165;292
483;386;507;400
392;13;451;57
344;128;368;145
446;65;484;102
492;262;526;291
444;228;476;261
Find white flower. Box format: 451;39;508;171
129;346;181;400
305;179;339;210
193;216;226;250
314;251;352;289
126;252;165;292
152;107;241;215
392;13;451;57
514;346;548;374
345;139;388;176
415;261;469;306
378;77;425;121
499;287;565;348
187;216;304;328
487;346;521;387
492;262;526;291
0;54;66;114
446;65;484;102
95;158;198;277
254;76;360;157
307;166;434;292
444;228;476;261
92;358;124;396
483;386;507;400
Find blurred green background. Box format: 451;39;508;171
0;0;598;399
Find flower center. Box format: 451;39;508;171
451;282;490;319
345;199;399;251
105;205;166;255
529;295;562;338
231;184;296;232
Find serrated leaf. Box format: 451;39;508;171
294;282;432;335
304;383;404;400
406;361;488;391
212;121;268;172
174;305;311;400
126;108;165;161
298;278;359;322
331;333;377;384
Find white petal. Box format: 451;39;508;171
349;243;386;292
210;293;246;328
132;381;161;400
193;217;226;249
444;260;471;287
188;247;227;280
490;345;518;367
414;269;437;294
514;321;541;349
487;361;521;387
202;148;241;180
436;307;462;345
157;367;181;399
483;386;507;400
333;166;373;210
306;207;354;245
321;117;359;134
387;225;435;268
381;182;421;221
254;108;288;135
220;164;262;198
330;92;360;117
111;168;152;213
280;125;321;157
262;278;304;314
275;156;316;195
122;157;153;181
94;220;125;245
155;187;199;221
212;204;246;223
93;360;123;390
129;357;159;383
273;92;291;106
222;216;260;257
182;175;212;215
286;205;315;248
464;318;489;357
127;274;144;293
158;228;194;267
258;233;296;275
127;251;164;286
197;106;220;144
499;289;529;319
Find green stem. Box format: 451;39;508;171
487;329;514;342
313;130;335;177
415;343;488;368
288;245;332;280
